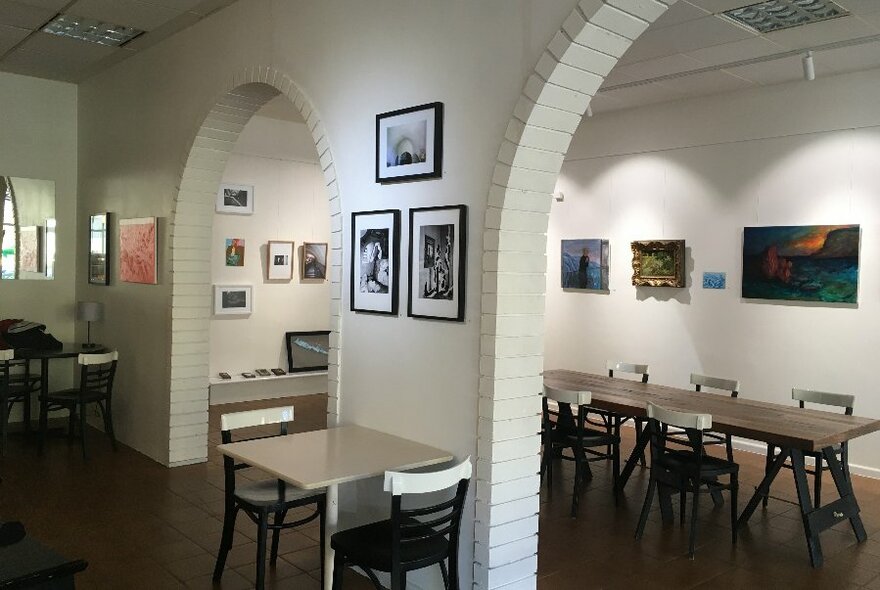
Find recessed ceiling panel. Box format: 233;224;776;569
762;10;876;48
723;1;849;33
20;30;116;59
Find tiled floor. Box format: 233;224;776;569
3;396;880;589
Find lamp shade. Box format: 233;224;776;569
76;301;104;322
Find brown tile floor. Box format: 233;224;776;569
3;397;880;588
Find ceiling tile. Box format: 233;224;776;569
685;36;786;67
586;92;624;115
761;14;878;50
189;0;236;17
598;81;685;110
685;0;757;12
20;30;115;59
0;0;54;29
613;53;706;82
123;11;200;51
814;41;880;76
67;0;183;31
0;22;29;53
857;12;880;28
664;69;755;95
620;14;756;64
1;46;99;81
138;0;202;11
651;1;710;29
722;54;805;85
601;67;637;87
12;0;66;10
836;0;880;15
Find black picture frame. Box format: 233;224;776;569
375;102;443;183
351;209;401;315
407;205;467;322
285;330;330;373
88;213;110;285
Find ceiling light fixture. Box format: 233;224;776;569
802;51;815;80
722;0;849;34
42;14;143;47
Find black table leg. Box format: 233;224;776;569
790;450;823;567
617;420;650;493
821;447;867;543
37;358;49;455
737;446;789;526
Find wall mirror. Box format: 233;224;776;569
89;213;109;285
0;176;56;280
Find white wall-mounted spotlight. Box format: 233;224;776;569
554;192;565;202
802;51;815;81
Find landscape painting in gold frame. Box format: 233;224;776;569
631;240;685;288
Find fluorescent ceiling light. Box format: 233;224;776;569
723;0;849;34
42;14;143;47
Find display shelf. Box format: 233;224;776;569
209;370;327;386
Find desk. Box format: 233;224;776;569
543;369;880;567
217;425;453;589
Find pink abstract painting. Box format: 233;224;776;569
119;217;157;284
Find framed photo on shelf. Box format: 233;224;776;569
631;240;686;288
214;284;253;315
285;330;330;373
302;242;328;280
119;217;158;284
267;240;294;280
351;209;401;315
376;102;443;183
89;213;110;285
408;205;467;321
216;183;254;215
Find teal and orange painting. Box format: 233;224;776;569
742;225;859;303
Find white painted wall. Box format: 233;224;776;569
547;68;880;473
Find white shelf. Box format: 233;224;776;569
209;370;328;386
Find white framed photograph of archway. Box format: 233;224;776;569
407;205;467;321
351;209;400;315
376;102;443;183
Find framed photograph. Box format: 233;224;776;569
302;242;328;280
408;205;467;321
351;209;401;315
285;330;330;373
376;102;443;183
216;183;254;215
561;239;609;291
89;213;109;285
19;225;42;273
225;238;245;267
214;284;252;315
267;240;294;280
119;217;157;284
631;240;685;288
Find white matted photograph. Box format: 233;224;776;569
214;284;253;315
266;240;294;280
351;209;400;315
408;205;467;321
216;183;254;214
375;102;443;183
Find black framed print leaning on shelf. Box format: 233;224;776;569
375;102;443;183
351;209;401;315
408;205;467;321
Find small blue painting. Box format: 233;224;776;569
702;272;726;290
561;239;609;290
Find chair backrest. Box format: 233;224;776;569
690;373;739;398
0;350;13;362
543;385;591;407
219;406;295;493
646;402;712;431
77;351;118;396
792;388;854;415
607;360;649;383
0;349;11;391
646;402;712;462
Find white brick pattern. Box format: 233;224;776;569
474;2;673;587
168;70;343;466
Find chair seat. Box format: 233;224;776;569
559;428;620;448
656;450;738;477
330;517;448;572
40;389;108;404
234;479;326;508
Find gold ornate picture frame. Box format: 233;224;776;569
631;240;686;287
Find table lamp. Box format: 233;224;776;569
76;301;104;348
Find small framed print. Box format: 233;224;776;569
302;242;328;280
216;183;254;215
351;209;401;315
408;205;467;321
267;240;294;280
225;238;245;267
214;284;252;315
89;213;110;285
376;102;443;183
702;272;726;290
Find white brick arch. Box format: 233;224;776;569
168;68;342;466
475;1;674;587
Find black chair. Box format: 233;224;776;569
213;406;326;590
763;388;854;508
664;373;739;462
330;457;472;590
635;402;739;559
607;361;649;466
541;385;620;517
38;351;118;459
0;350;39;455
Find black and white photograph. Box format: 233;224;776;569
214;284;253;315
408;205;467;321
351;209;400;315
376;102;443;183
266;240;294;280
216;183;254;214
302;242;328;280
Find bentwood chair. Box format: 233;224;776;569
0;350;39;455
606;360;650;466
213;406;326;590
636;402;739;559
541;385;620;516
330;458;472;590
38;351;118;459
763;388;855;508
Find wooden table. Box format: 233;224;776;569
217;424;453;589
543;369;880;567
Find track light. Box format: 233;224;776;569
802;51;815;81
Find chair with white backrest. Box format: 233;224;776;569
541;385;620;516
38;351;118;459
672;373;739;462
213;406;326;590
330;457;472;590
635;402;739;559
763;388;855;509
606;361;650;466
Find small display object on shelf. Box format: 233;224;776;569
351;209;401;315
376;102;443;183
285;330;330;373
216;183;254;215
255;368;271;377
702;272;726;290
267;240;294;280
241;372;256;379
561;239;609;291
119;217;158;284
271;368;286;376
407;205;467;321
214;284;253;315
302;242;328;280
89;213;109;285
631;240;686;288
218;372;231;380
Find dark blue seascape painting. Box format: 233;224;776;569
742;225;859;303
561;239;609;291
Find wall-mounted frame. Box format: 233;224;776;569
216;183;254;215
408;205;467;321
376;102;443;183
285;330;330;373
351;209;400;315
18;225;42;273
631;239;685;288
561;238;609;291
214;284;252;315
119;217;158;285
225;238;245;267
267;240;294;280
302;242;328;280
89;213;109;285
